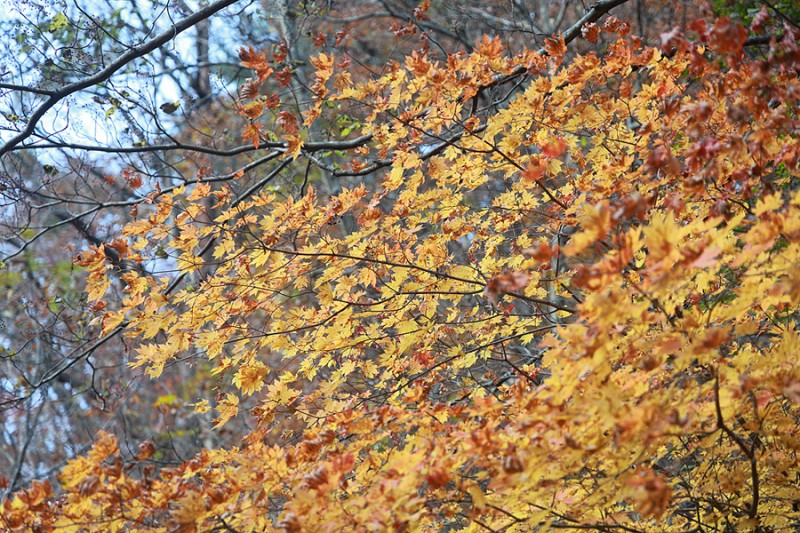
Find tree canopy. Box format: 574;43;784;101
1;0;799;531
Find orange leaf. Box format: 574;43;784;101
544;34;566;63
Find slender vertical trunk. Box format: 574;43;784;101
192;2;212;104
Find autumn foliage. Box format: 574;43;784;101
4;4;800;533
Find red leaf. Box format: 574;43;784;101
277;111;299;135
425;466;450;489
582;22;600;43
541;138;567;159
522;157;547;182
486;270;530;302
272;40;289;63
276;68;293;87
522;240;552;262
709;18;747;58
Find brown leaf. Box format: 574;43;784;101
502;454;524;473
628;468;672;519
77;475;100;498
136;440;156;461
486;270;530;302
425;466;451;489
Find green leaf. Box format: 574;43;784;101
48;13;69;32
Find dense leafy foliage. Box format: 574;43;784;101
3;2;800;532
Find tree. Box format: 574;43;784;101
2;0;663;494
0;0;271;494
2;0;800;531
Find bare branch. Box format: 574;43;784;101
0;0;243;158
0;83;55;96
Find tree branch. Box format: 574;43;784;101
12;134;374;157
0;0;243;158
714;371;759;520
0;150;283;263
470;0;632;100
0;83;55;96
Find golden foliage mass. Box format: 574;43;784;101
5;12;800;533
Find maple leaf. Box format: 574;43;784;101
233;360;269;395
406;50;431;76
272;39;289;63
544;34;566;64
214;393;239;428
540;138;568;159
602;15;628;35
240;77;261;99
277;111;299;135
242;122;264;148
522;156;547;182
627;468;672;519
414;0;430;21
522;240;553;262
582;22;600;43
424;466;450;489
276;67;293;87
312;31;326;47
486;270;530;303
310;52;334;79
477;35;507;71
105;237;129;258
136;440;156;460
708;17;747;58
477;35;502;59
239;100;265;120
123;169;143;189
239;46;273;82
563;202;612;256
